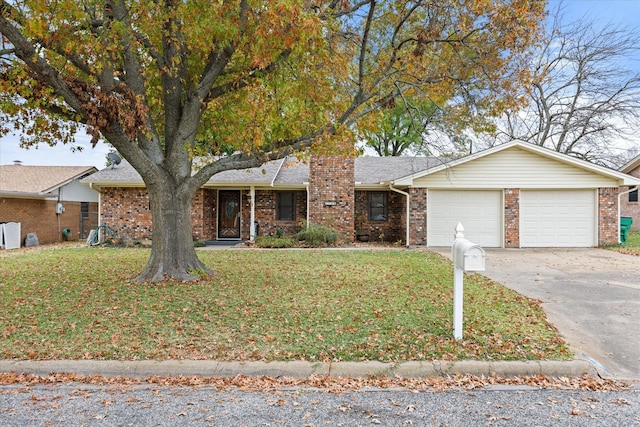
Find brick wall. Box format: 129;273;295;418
100;187;152;241
598;187;618;245
409;188;427;245
308;155;354;241
620;165;640;231
0;198;96;245
354;190;404;243
100;187;213;242
202;189;216;240
504;188;520;248
252;189;307;237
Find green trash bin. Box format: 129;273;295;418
620;217;633;244
62;228;72;240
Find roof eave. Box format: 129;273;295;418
621;155;640;173
40;167;98;193
394;140;640;186
0;191;57;200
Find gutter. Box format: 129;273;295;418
389;184;410;248
88;182;101;193
617;186;638;243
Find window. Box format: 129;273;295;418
81;202;89;218
277;192;295;221
630;188;638;203
369;192;388;221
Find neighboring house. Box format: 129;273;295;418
620;154;640;231
82;140;640;247
0;163;99;245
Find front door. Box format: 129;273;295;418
218;190;241;239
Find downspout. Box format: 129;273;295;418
618;186;638;244
249;186;256;241
389;185;410;248
56;188;62;242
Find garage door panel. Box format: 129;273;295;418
520;190;595;247
428;190;502;247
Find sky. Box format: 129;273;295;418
0;0;639;170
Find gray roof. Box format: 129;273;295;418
82;155;441;187
355;156;441;183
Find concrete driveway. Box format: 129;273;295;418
433;247;639;381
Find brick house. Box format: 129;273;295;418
82;141;640;247
620;154;640;231
0;163;99;246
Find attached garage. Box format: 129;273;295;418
396;141;640;248
427;190;502;247
520;190;596;247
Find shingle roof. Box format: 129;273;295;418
82;156;442;187
355;156;441;183
0;165;97;194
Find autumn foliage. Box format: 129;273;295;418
0;1;547;280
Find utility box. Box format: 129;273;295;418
452;238;485;272
0;222;21;250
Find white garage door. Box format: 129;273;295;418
427;190;502;247
520;190;596;247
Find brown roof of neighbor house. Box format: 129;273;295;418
0;165;97;194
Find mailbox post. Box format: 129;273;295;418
451;223;485;340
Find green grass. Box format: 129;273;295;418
0;247;570;362
608;231;640;256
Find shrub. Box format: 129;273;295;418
254;235;295;248
296;221;338;247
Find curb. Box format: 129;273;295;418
0;359;597;379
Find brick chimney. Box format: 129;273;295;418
308;155;355;241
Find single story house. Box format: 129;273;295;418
0;163;99;245
82;140;640;247
620;154;640;231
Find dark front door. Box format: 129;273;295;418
218;190;241;239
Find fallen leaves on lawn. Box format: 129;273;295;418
0;372;629;393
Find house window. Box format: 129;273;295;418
630;188;638;203
369;192;388;221
81;202;89;218
277;192;295;221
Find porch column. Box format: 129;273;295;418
249;186;256;241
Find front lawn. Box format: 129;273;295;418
608;231;640;256
0;247;570;362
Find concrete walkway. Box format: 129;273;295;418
434;247;640;382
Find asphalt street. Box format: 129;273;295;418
1;383;639;426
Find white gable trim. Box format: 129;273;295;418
393;140;640;186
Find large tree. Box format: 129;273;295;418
0;0;545;281
481;9;640;166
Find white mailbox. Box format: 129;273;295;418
450;223;486;340
452;239;485;272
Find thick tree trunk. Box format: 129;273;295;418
134;180;212;282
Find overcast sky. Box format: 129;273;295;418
1;0;639;170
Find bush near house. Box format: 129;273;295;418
0;247;570;362
295;222;338;247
